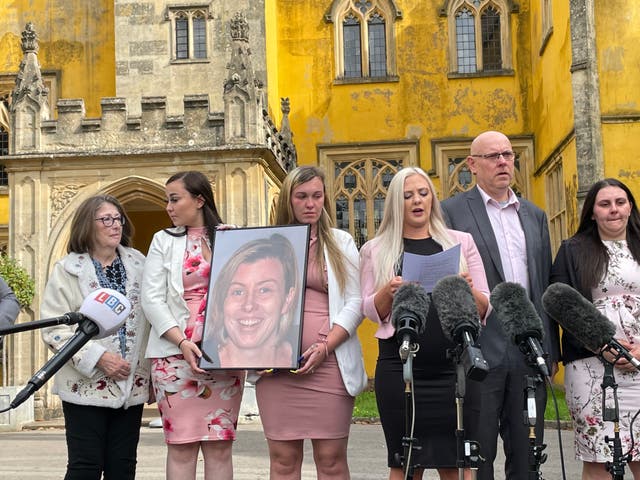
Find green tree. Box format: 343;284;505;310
0;254;35;309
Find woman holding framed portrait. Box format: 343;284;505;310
202;231;304;369
141;171;244;480
255;166;368;479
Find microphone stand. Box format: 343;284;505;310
398;343;421;480
600;356;628;480
518;343;548;479
448;344;482;480
0;314;89;413
522;372;547;479
0;314;81;335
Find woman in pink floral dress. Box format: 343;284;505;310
551;178;640;479
143;171;244;480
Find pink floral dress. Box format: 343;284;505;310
151;227;245;444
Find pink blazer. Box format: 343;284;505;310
359;229;490;339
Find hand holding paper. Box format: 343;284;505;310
401;244;461;292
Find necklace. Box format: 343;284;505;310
92;255;128;357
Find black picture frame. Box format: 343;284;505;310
199;224;310;369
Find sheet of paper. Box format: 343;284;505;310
401;244;461;292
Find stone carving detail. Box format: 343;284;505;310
281;97;290;116
21;21;39;53
230;12;249;42
50;184;85;227
11;22;49;112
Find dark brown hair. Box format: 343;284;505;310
165;171;223;242
67;195;133;253
573;178;640;289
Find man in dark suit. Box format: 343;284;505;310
441;130;560;480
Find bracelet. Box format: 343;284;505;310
178;338;187;349
321;338;330;357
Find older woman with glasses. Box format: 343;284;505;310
41;194;151;480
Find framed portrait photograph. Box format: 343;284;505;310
199;224;310;370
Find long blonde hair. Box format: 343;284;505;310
371;167;467;290
274;166;350;293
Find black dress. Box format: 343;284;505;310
375;237;474;469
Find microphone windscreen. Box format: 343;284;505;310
542;282;615;352
490;282;544;344
432;275;480;343
79;288;131;339
391;282;430;335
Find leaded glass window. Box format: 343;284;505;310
332;0;397;80
333;158;402;247
175;15;189;60
344;15;363;78
168;7;210;61
193;15;207;59
368;13;387;77
481;6;502;70
0;126;7;157
456;8;477;74
448;0;511;74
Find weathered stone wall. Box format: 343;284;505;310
114;0;267;116
569;0;604;204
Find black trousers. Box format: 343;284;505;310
62;401;144;480
465;346;547;480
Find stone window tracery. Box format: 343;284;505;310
444;0;514;75
319;141;418;247
166;6;210;62
327;0;401;82
545;158;566;255
433;138;531;199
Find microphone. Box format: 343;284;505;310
542;283;640;371
391;283;430;363
490;282;550;377
10;288;131;409
432;275;489;381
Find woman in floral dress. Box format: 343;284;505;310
551;178;640;479
143;171;244;480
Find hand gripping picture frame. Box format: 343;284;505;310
199;224;310;370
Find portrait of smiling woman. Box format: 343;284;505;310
201;228;308;369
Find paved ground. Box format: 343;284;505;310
0;417;584;479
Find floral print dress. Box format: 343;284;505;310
564;240;640;462
151;227;245;444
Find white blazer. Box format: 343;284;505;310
142;227;192;358
326;228;368;397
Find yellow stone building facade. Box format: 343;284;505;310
265;0;640;372
1;0;640;420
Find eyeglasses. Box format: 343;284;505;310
95;216;125;227
470;150;516;162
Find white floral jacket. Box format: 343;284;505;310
40;246;150;409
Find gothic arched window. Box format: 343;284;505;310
327;0;401;82
319;141;418;247
444;0;515;75
166;7;210;62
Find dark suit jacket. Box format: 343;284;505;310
441;186;560;367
